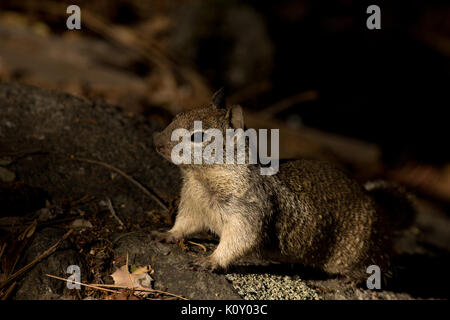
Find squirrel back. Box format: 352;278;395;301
267;160;403;280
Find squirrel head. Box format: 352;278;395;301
153;88;245;165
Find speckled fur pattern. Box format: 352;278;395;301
152;90;414;280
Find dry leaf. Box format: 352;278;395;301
110;265;133;287
110;265;153;289
18;220;37;240
132;265;153;275
70;219;93;229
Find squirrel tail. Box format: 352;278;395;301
364;180;416;231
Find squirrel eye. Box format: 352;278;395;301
191;131;206;143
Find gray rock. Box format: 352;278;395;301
14;227;86;300
225;273;322;300
0;82;181;226
113;232;241;300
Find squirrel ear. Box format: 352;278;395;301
211;87;226;109
227;105;244;129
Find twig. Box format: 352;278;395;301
112;232;138;244
126;250;133;290
0;150;50;164
45;274;188;300
260;90;319;118
0;229;73;290
92;284;188;300
105;197;125;227
0;243;6;260
45;274;119;294
1;282;17;300
70;194;93;207
187;241;207;252
38;217;78;228
71;157;169;213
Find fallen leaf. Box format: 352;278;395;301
110;265;153;289
18;220;37;240
70;219;93;229
110;265;130;287
37;208;55;222
132;265;153;275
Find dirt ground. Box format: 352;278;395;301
0;83;448;300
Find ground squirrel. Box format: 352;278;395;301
152;89;415;281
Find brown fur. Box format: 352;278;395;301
152;90;415;280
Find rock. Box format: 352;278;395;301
13;227;86;300
113;232;241;300
0;82;181;227
225;273;322;300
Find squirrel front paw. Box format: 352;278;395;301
149;230;181;244
190;256;222;273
